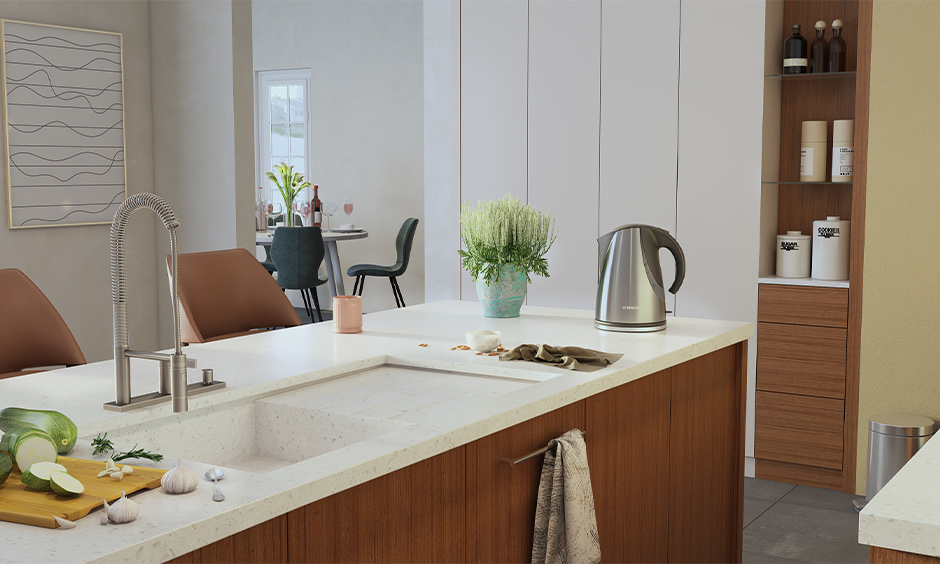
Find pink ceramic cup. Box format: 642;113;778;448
333;295;362;333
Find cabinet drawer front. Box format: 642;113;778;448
758;284;848;328
757;322;847;398
755;391;844;470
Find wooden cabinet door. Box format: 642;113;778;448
585;368;671;563
287;448;466;563
465;402;585;563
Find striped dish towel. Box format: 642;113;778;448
531;429;601;564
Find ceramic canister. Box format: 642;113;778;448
333;295;362;333
811;216;850;280
831;119;855;183
801;121;828;182
776;231;812;278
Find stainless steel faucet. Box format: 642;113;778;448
104;193;223;413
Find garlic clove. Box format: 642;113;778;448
107;491;139;524
110;471;124;481
100;511;109;525
160;458;198;494
102;498;110;512
97;470;111;478
106;458;117;471
121;465;133;475
52;515;76;529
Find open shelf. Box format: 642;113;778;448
762;181;853;185
764;71;857;81
758;275;849;289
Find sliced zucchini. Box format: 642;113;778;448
49;472;84;496
0;451;11;485
20;461;68;491
5;429;58;472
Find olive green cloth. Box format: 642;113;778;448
499;344;623;373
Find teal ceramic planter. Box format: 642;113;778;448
475;264;526;318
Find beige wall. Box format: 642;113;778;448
0;0;159;363
856;0;940;494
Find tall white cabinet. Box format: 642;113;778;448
449;0;764;464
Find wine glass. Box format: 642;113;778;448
322;201;337;231
300;201;311;227
343;198;354;223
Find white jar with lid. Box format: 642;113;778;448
776;231;812;278
811;216;850;280
831;119;855;182
801;121;828;182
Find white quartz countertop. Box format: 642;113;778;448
0;300;750;563
859;433;940;557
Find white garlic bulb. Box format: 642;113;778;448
107;491;138;524
160;458;198;494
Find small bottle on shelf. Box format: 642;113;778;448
810;20;828;73
312;185;322;228
828;19;847;72
783;24;808;74
256;187;267;232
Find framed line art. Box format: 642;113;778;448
1;19;126;228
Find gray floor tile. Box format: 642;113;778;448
745;477;798;502
743;550;807;564
744;496;778;528
743;501;869;564
780;484;865;514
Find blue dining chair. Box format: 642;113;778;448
347;218;418;308
270;226;329;322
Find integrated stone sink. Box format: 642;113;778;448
97;362;541;474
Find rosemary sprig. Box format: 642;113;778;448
90;432;163;463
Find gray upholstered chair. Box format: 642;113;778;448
269;226;329;322
347;218;419;308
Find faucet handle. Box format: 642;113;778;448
186;357;197;369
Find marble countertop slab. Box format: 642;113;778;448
0;300;750;563
859;434;940;557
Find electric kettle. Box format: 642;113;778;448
595;224;686;332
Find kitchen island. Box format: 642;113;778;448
860;434;940;563
0;300;750;563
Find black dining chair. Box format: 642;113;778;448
269;226;330;322
261;213;304;275
347;218;419;308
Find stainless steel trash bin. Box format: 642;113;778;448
865;414;936;502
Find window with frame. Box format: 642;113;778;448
258;69;312;211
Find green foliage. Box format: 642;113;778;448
264;162;311;226
458;194;557;285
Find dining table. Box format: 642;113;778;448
256;228;368;297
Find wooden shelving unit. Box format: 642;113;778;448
755;0;871;493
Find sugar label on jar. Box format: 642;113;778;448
832;147;854;177
800;147;813;176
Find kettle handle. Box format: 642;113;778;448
648;226;686;294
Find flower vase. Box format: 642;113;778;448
475;264;526;318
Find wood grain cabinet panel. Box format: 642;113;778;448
758;285;849;328
167;514;289;564
757;321;847;398
755;390;844;470
585;367;671;563
465;402;585;563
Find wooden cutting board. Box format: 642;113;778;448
0;456;166;528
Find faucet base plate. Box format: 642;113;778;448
103;381;226;412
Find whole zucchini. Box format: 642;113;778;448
0;407;77;454
0;451;11;485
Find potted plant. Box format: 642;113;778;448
264;162;310;227
458;194;557;318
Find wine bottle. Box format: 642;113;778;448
828;19;847;72
256;187;267;232
312;185;322;228
783;24;808;74
810;20;828;73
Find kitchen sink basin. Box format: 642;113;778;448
95;361;543;474
100;397;411;474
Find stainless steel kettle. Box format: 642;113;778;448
595;224;686;332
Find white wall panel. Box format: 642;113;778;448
599;0;680;314
676;0;765;459
459;0;529;300
526;0;601;309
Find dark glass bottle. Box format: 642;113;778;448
828;19;847;72
810;20;828;73
783;24;808;74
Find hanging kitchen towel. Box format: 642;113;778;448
531;429;601;564
500;344;622;373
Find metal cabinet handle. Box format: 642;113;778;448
499;431;586;466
